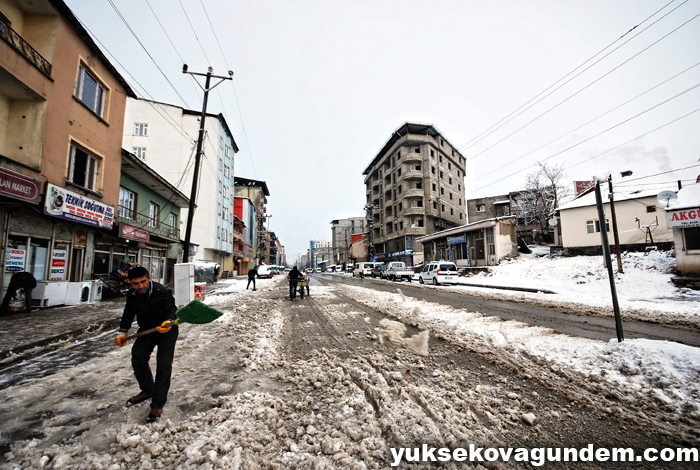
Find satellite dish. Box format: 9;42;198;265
656;190;678;208
548;218;558;227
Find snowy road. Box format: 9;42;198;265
0;277;697;469
317;274;700;347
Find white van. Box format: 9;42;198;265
256;265;274;279
353;262;378;278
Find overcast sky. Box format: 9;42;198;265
64;0;700;259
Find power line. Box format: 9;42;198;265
467;10;700;162
460;0;687;153
469;106;700;193
177;0;212;65
105;0;191;108
468;62;700;184
608;162;700;184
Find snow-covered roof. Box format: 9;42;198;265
668;183;700;210
557;186;661;211
493;200;510;205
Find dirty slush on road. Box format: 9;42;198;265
1;277;696;469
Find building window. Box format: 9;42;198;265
449;193;453;200
459;198;462;205
449;177;452;185
439;155;443;162
418;218;424;227
448;162;452;170
458;184;461;191
433;201;437;209
68;144;100;191
169;212;178;236
134;123;148;135
417;199;423;207
414;147;420;153
587;219;610;233
460;213;463;220
451;208;454;215
415;164;421;170
398;185;402;194
440;171;443;179
398;202;403;211
119;187;135;219
431;166;436;174
442;204;445;212
441;188;445;195
399;221;404;230
432;183;436;191
416;181;422;189
75;64;106;117
149;202;160;228
476;204;485;212
646;205;656;213
430;150;434;158
132;147;146;160
457;170;461;177
397;168;402;177
224;166;230;177
397;150;401;158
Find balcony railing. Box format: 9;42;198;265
117;205;180;241
0;19;52;77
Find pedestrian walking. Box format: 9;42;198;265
0;271;37;315
287;266;303;300
114;266;178;423
247;265;258;291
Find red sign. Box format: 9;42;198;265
120;223;151;242
0;167;41;204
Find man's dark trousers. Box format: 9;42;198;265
247;277;256;290
131;328;178;408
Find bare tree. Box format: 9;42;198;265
515;163;571;242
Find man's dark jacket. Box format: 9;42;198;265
119;282;177;332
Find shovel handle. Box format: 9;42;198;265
123;320;176;341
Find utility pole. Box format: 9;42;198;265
181;65;233;263
594;178;624;342
608;176;623;274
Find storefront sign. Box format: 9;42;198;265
44;184;114;229
667;208;700;228
4;248;26;272
376;250;413;259
0;167;41;204
447;234;467;245
50;245;68;280
120;223;151;242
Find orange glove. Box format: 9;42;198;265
115;333;127;347
157;320;173;333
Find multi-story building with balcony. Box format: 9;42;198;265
1;0;136;296
362;122;466;265
234;177;270;266
122;98;238;269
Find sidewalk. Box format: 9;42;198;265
0;297;126;363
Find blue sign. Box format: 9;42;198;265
447;234;466;245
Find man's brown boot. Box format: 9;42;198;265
146;407;163;423
126;391;152;406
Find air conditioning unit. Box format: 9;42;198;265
31;281;69;308
65;281;92;305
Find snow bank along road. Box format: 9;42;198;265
0;276;697;469
322;274;700;348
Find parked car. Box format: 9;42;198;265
386;261;413;281
257;265;274;279
371;263;388;279
419;261;459;285
353;262;378;277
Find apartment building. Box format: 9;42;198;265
233;177;269;266
122;98;238;268
362;122;466;265
330;217;367;266
1;0;135;294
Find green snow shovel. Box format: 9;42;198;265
121;300;223;342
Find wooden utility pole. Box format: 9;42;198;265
181;65;232;263
608;176;623;273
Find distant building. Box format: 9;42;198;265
363;122;467;265
330;218;367;266
234;177;270;265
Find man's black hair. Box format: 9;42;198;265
127;266;150;280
